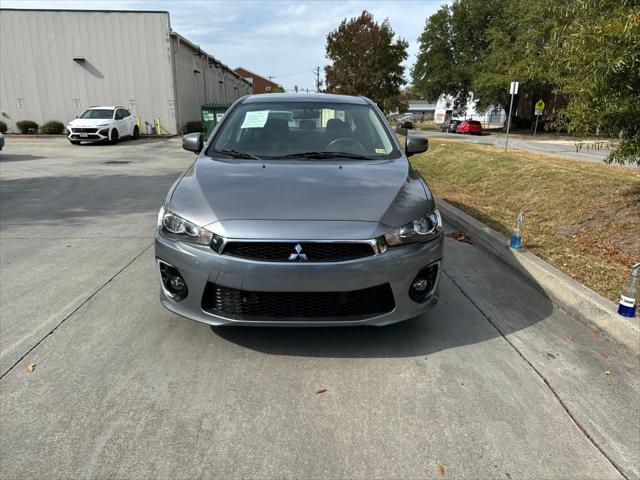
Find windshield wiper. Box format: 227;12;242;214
270;151;375;160
209;148;261;160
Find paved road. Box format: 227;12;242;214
416;130;638;166
1;138;638;479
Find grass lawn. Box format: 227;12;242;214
411;140;640;302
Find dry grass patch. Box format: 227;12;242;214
411;140;640;302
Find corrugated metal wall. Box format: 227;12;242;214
0;9;179;133
170;34;252;131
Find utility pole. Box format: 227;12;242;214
314;66;321;93
505;81;518;152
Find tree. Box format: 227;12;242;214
324;11;408;112
411;0;502;114
412;0;640;163
548;0;640;164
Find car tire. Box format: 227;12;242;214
69;140;81;145
133;125;139;139
110;128;119;144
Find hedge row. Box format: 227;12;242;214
5;120;67;134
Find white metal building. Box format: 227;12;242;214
0;9;252;134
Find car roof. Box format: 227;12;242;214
86;106;121;110
242;93;369;105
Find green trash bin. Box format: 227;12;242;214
200;103;230;140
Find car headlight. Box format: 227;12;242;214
97;123;110;127
157;206;215;246
384;209;442;246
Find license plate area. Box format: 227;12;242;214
80;133;88;138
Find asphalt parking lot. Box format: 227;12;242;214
1;137;638;479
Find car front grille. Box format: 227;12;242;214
220;241;375;262
72;128;98;133
201;283;395;321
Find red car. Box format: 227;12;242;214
456;120;482;135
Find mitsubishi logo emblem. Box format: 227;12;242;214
288;243;308;262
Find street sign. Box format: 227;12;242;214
535;99;545;116
505;81;519;151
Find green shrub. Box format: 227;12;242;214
185;121;202;133
40;120;65;135
16;120;39;134
0;120;7;134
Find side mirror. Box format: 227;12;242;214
406;135;428;156
182;132;203;153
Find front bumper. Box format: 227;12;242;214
155;232;443;327
68;127;110;142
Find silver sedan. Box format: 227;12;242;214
155;93;443;326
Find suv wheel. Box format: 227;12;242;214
110;129;119;144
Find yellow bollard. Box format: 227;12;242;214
155;118;161;136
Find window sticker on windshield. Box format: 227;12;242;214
241;111;269;129
375;148;386;154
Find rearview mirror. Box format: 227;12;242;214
182;133;203;153
406;135;428;156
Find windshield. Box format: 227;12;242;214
79;109;113;119
208;101;399;159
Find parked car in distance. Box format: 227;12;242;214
399;117;414;129
67;106;139;145
456;120;483;135
0;131;4;151
440;119;462;133
156;93;443;327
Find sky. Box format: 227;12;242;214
2;0;449;91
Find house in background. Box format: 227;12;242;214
407;101;438;121
434;95;505;127
234;67;283;94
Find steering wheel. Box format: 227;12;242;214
324;137;367;153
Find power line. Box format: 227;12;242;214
269;69;314;79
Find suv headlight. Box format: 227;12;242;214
385;209;442;246
157;206;215;246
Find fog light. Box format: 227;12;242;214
412;279;429;291
169;276;185;291
158;260;188;301
409;263;439;303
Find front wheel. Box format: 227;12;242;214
110;129;119;144
132;125;139;139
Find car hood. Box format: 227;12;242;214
68;118;112;127
169;155;432;232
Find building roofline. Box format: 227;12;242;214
0;8;169;14
234;67;282;88
170;32;252;87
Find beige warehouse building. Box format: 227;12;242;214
0;8;252;135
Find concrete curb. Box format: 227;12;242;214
437;198;639;349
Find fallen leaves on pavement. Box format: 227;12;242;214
600;351;609;359
315;388;328;395
565;335;574;342
591;330;600;338
447;232;473;244
26;363;36;373
604;370;611;375
438;465;445;476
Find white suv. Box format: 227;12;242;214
67;106;138;144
